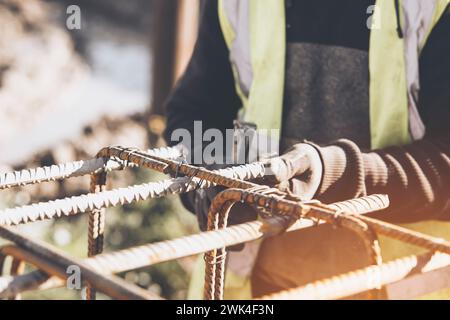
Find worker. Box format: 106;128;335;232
164;0;450;299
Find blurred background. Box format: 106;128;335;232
0;0;203;299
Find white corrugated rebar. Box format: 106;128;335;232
0;146;183;190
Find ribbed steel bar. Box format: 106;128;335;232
0;226;161;300
259;252;450;300
203;189;384;300
312;197;450;253
0;163;265;227
86;169;107;300
96;146;261;189
0;195;389;299
208;189;450;255
358;215;450;254
0;146;182;190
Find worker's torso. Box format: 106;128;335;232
281;0;374;150
257;0;374;297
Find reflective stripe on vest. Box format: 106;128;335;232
219;0;449;149
219;0;286;136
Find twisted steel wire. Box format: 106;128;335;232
0;163;266;227
0;226;161;300
259;251;450;300
0;146;182;190
203;189;384;300
0;195;389;299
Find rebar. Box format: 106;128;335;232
0;146;182;190
86;169;107;300
0;163;266;227
259;252;450;300
0;195;389;299
203;188;384;300
0;226;161;300
2;145;448;301
96;146;261;189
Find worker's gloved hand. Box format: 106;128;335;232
262;143;323;200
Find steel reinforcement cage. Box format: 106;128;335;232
0;145;449;300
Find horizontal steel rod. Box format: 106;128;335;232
97;146;261;189
385;259;450;299
259;252;450;300
0;146;182;190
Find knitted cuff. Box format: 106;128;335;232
307;139;366;203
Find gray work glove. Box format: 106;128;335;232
262;143;323;201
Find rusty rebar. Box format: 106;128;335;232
0;226;161;300
5;145;447;301
83;146;184;300
86;169;107;300
0;195;390;299
203;189;384;300
96;146;261;189
259;252;450;300
85;145;265;300
201;187;450;300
